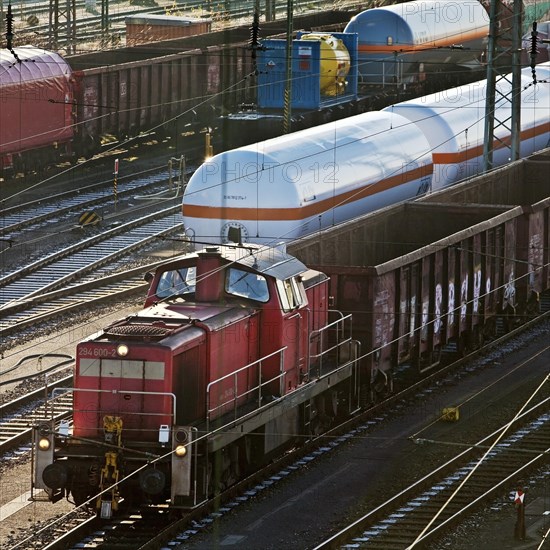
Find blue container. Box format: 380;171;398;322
257;32;358;110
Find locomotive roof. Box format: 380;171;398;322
204;244;308;280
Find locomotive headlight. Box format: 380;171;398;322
38;437;51;451
175;444;187;457
116;344;129;357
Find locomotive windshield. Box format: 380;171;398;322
156;267;197;298
226;268;269;302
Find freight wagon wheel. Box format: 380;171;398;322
155;125;167;141
465;326;482;354
27;156;39;177
0;166;14;180
458;325;483;356
81;136;99;159
516;302;530;325
418;346;442;372
457;334;471;357
457;333;470;357
12;154;24;176
129;124;139;138
473;326;484;349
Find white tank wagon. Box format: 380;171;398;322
383;62;550;190
181;111;433;245
181;63;550;247
344;0;489;86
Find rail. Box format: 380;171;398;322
313;397;550;549
9;0;350;53
206;347;287;429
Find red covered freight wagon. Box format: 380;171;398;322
0;46;74;175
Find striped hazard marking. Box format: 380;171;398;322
78;211;101;226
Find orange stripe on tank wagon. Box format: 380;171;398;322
182;165;433;221
357;30;487;53
432;123;549;164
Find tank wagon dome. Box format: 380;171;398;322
0;46;72;85
182;111;433;245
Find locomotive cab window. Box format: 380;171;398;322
276;277;306;312
226;268;269;302
156;267;196;298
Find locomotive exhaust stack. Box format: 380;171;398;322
195;247;224;302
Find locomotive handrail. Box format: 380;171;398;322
309;312;354;373
50;387;177;424
206;347;287;429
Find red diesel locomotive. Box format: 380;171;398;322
33;244;360;517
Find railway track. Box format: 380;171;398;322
12;0;347;51
8;314;546;550
0;205;183;309
0;203;186;349
0;261;161;338
315;404;550;549
0;166;179;239
49;408;548;550
0;374;73;454
0;164;191;342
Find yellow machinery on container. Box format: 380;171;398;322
301;33;351;97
